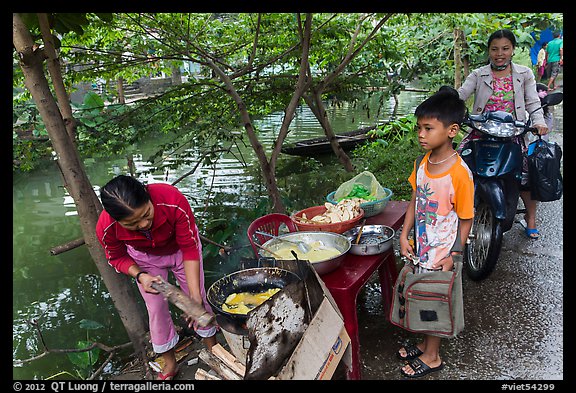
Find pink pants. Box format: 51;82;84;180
127;246;217;354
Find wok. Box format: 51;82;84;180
207;267;300;335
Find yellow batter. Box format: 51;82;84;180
272;241;341;262
222;288;281;314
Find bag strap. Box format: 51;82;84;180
412;155;425;253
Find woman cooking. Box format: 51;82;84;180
96;175;217;380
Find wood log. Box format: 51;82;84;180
198;348;243;380
211;344;246;376
150;276;215;328
50;237;85;255
194;368;222;380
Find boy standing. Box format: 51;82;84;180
397;86;474;378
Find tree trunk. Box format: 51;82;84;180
117;77;126;104
204;56;286;213
37;13;77;144
454;28;463;89
269;13;313;174
171;63;182;85
13;13;151;376
303;92;355;172
461;30;470;79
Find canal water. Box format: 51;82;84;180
13;90;427;380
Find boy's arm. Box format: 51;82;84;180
457;218;473;250
399;190;416;259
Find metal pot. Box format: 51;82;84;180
341;224;395;255
258;231;351;275
206;267;300;335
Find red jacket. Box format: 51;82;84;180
96;183;201;275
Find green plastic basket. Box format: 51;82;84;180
326;187;393;217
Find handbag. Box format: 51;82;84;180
389;154;465;338
389;254;464;338
527;137;563;202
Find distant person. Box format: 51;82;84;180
535;83;557;142
96;175;217;380
545;31;563;90
397;86;474;378
536;42;547;82
457;29;548;240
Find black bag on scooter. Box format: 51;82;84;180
527;137;563;202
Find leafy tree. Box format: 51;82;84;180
13;12;151;378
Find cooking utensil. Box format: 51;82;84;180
207;267;300;335
255;230;312;253
342;225;395;256
259;231;351;275
355;219;367;245
253;242;283;259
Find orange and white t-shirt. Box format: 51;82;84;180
408;152;474;269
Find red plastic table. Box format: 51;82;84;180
320;200;409;380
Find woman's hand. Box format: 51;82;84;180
535;124;549;136
138;273;162;294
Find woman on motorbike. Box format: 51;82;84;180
457;29;548;239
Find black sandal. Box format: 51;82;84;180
400;357;445;378
396;344;424;361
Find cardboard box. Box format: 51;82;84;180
225;258;352;380
275;299;351;380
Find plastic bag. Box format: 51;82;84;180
527;138;563;202
334;171;386;201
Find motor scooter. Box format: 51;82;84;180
459;90;563;281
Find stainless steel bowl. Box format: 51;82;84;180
258;231;351;275
342;224;395;255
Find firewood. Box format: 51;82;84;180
195;368;222;380
211;344;246;376
150;276;215;327
199;348;243;380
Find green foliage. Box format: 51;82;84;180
66;340;100;372
45;319;104;380
14;12;563;177
352;115;421;201
369;114;417;146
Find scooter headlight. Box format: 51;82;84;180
471;119;525;137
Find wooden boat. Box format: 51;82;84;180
281;125;378;157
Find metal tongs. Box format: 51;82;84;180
402;254;420;266
402;238;419;265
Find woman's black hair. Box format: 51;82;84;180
414;85;467;127
100;175;150;221
488;29;517;48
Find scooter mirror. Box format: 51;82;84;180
543;92;563;107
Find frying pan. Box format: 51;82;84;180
207;267;300;335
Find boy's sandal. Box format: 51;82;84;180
400;357;445;378
396;344;424;361
525;227;540;240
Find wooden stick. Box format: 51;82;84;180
254;243;283;259
211;344;246;376
195;368;222;380
150;277;215;327
355;219;367;245
199;348;243;380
